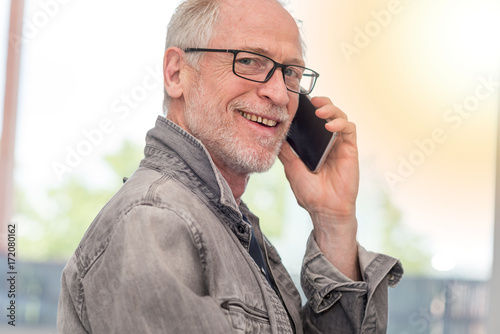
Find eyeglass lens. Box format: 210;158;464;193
234;52;316;94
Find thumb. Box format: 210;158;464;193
278;141;297;166
279;141;308;175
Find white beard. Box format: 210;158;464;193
184;80;289;175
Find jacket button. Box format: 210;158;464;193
237;225;245;234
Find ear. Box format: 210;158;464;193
163;47;186;99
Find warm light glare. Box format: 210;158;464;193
432;253;457;272
442;2;500;72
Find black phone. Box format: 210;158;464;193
286;94;338;173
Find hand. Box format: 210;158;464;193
279;96;361;280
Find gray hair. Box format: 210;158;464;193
163;0;221;114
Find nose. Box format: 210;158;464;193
257;68;290;107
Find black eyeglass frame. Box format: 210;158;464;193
183;48;319;95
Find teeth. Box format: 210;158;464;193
239;111;278;127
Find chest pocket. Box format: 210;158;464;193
221;299;272;333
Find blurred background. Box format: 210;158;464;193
0;0;499;333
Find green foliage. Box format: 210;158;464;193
242;163;289;237
379;192;433;275
103;140;144;186
15;140;143;261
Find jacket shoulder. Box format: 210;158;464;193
72;167;213;277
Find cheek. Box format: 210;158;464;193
211;67;233;84
200;67;242;106
201;61;234;86
287;98;299;121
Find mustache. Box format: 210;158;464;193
229;99;290;124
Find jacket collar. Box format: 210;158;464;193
145;116;240;214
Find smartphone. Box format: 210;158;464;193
286;94;338;173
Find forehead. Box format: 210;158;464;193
211;0;303;62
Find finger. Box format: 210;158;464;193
311;98;348;121
310;96;332;107
317;105;347;122
325;118;355;133
325;119;357;145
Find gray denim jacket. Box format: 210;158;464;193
57;116;403;334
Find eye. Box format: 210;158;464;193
237;57;264;68
284;66;302;79
237;58;253;65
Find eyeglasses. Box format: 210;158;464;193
184;48;319;95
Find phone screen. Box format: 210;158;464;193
286;94;338;173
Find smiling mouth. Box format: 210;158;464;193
238;111;278;127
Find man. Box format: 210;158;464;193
58;0;402;333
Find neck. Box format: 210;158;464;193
212;159;250;206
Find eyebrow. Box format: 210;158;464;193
244;46;306;67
